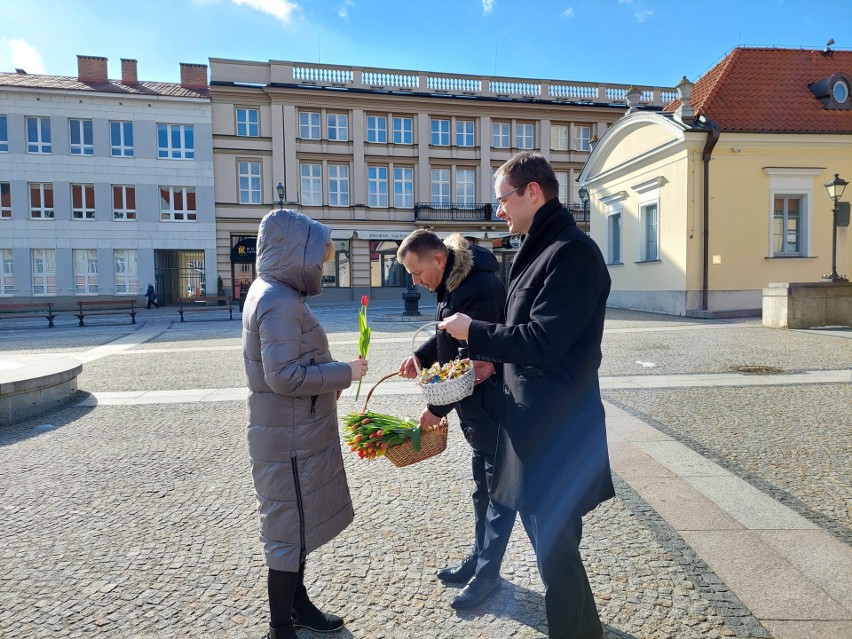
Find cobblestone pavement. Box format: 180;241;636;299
1;303;849;638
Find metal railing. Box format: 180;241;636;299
413;202;494;222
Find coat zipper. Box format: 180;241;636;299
309;357;318;417
290;452;307;565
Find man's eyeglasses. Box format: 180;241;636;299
496;183;527;207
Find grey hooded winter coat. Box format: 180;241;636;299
242;209;354;572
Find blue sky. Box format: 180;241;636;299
1;0;850;88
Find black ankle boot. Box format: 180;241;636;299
266;622;297;639
292;561;345;632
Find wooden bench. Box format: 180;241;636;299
177;296;234;322
0;302;58;328
75;299;137;327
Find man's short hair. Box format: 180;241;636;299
495;151;560;201
397;229;448;262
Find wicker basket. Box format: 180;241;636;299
360;372;449;467
412;322;474;406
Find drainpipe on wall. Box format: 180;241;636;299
701;127;720;311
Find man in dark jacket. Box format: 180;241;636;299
397;229;516;610
439;152;615;639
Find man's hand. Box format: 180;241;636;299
419;408;443;429
398;355;421;379
472;360;495;385
437;313;472;341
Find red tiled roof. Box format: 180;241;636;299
665;47;852;133
0;72;209;99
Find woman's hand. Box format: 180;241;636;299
349;357;368;381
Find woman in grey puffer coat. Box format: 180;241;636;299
242;209;368;639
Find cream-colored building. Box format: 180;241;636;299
580;47;852;317
209;58;675;302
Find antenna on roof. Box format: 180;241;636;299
822;38;835;57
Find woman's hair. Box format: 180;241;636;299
323;240;335;263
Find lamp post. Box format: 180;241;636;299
276;182;285;209
824;173;848;282
578;185;590;232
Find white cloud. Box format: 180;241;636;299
482;0;495;15
634;9;652;22
232;0;299;24
562;6;575;18
0;37;45;73
338;0;355;19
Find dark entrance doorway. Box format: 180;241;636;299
154;250;206;305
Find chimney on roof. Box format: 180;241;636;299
15;68;26;74
77;55;108;83
121;58;138;85
179;63;208;90
675;76;695;124
625;86;642;113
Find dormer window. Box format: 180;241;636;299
809;72;852;109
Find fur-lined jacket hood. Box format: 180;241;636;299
440;233;499;296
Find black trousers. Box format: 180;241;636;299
521;510;602;639
470;447;516;579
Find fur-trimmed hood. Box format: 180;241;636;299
443;233;498;292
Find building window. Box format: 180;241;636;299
1;182;10;218
551;124;569;151
516;123;534;149
607;211;622;264
574;125;591;151
367;116;387;143
300;163;322;206
492;121;510;148
112;185;136;220
27;116;51;153
69;118;94;155
159;186;197;221
238;161;261;204
393;117;413;144
394;167;413;208
31;248;57;295
71;183;96;220
431;118;450;146
455;120;474;147
1;249;12;295
299;111;320;139
555;171;570;205
327;113;349;141
370;240;405;287
431;168;450;205
29;182;54;219
0;115;8;152
73;249;98;294
114;249;138;294
322;240;351;288
456;168;475;204
236;107;259;137
110;121;134;157
158;124;195;159
368;166;388;207
328;164;350;207
640;202;659;261
773;195;804;256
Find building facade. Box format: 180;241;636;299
0;55;214;308
209;59;676;302
580;47;852;316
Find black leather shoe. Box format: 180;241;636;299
437;555;477;585
292;600;344;632
451;576;501;610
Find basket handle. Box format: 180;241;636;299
410;321;440;374
361;371;399;414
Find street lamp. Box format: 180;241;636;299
578;185;590;231
276;182;285;208
824;173;848;281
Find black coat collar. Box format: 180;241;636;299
508;198;576;288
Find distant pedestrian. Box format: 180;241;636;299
144;283;160;309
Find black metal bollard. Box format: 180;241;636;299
402;286;421;316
